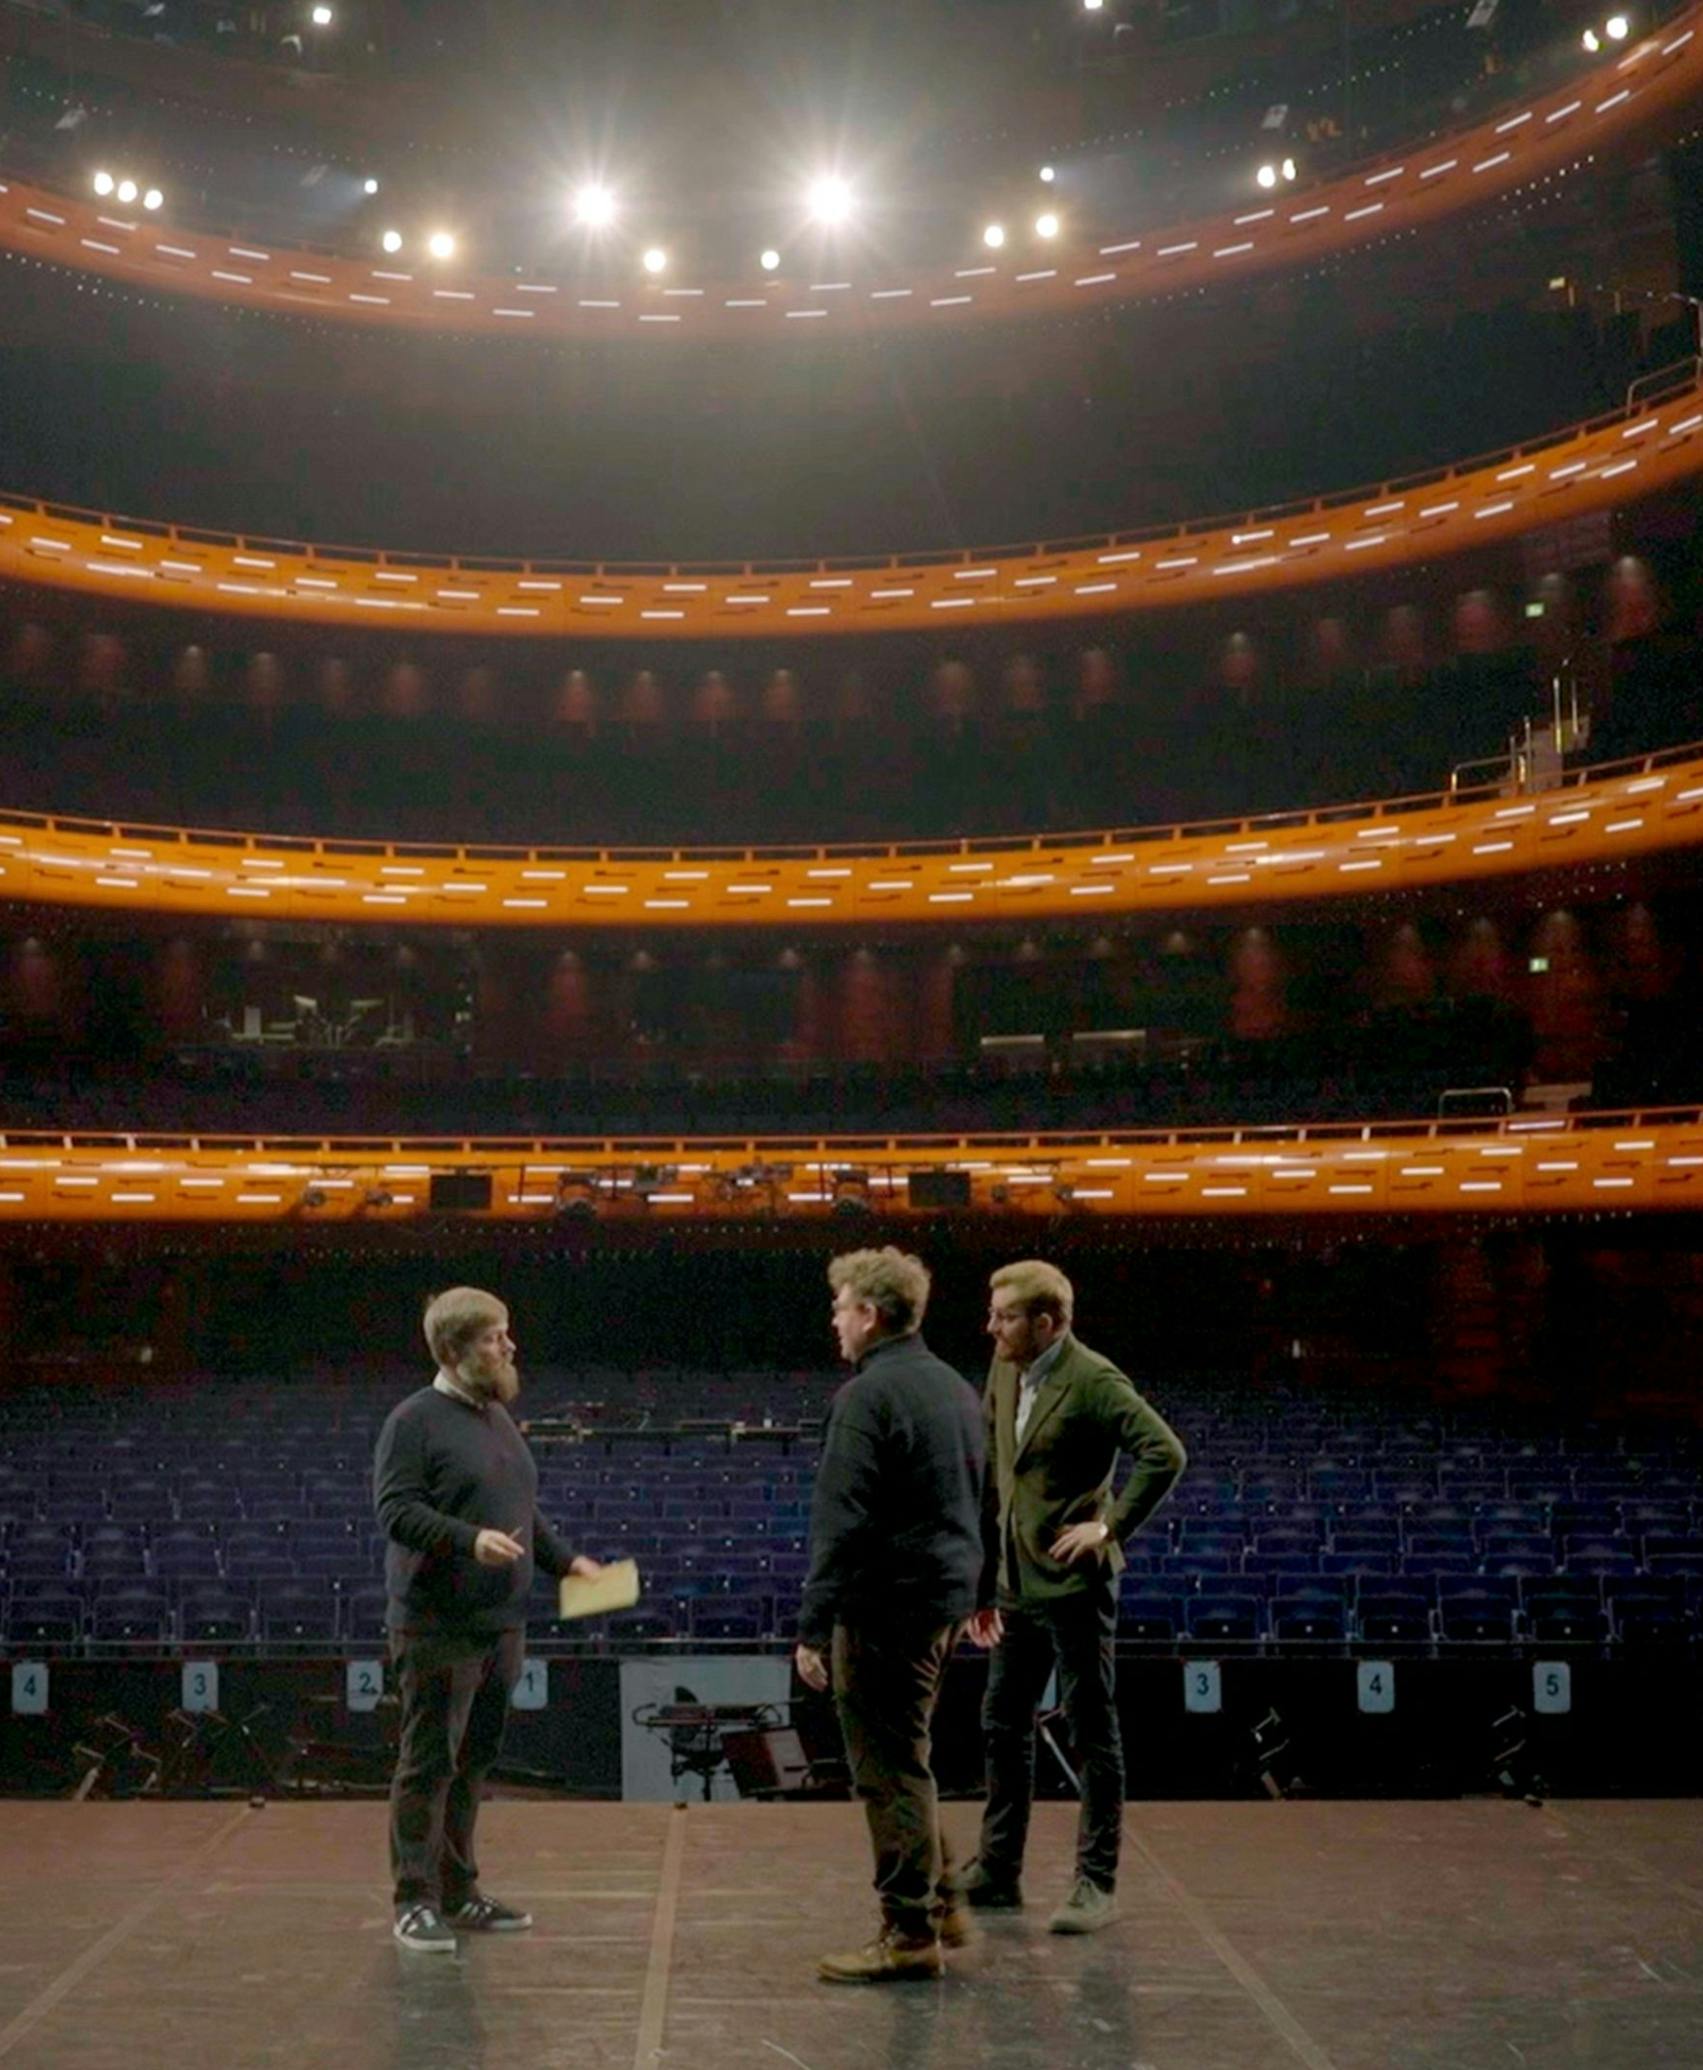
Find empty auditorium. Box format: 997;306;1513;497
1;0;1702;2063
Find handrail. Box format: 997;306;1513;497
0;738;1697;930
1;365;1698;637
0;1104;1695;1227
0;9;1697;348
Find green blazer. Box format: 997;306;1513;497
985;1333;1187;1606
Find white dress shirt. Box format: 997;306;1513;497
1014;1334;1068;1447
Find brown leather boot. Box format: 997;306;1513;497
817;1925;945;1984
937;1898;975;1950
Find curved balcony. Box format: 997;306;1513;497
0;738;1697;931
2;367;1698;639
0;1104;1696;1226
0;14;1696;345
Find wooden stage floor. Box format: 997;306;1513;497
2;1798;1702;2069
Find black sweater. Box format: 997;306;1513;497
373;1384;575;1636
798;1333;987;1648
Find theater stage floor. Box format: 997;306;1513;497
2;1798;1702;2070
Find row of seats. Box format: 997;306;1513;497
4;1569;1694;1649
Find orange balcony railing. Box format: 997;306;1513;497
2;13;1697;342
0;739;1698;929
0;1105;1697;1225
1;367;1698;637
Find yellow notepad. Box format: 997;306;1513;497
557;1559;641;1620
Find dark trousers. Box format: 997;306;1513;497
831;1618;958;1937
977;1586;1123;1891
388;1625;524;1910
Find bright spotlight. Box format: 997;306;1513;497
759;247;781;271
1039;164;1056;183
116;178;138;204
92;170;114;197
1083;0;1105;11
363;176;379;196
143;187;163;212
381;228;403;254
427;230;456;261
311;4;333;24
1256;163;1278;189
642;246;667;274
983;222;1006;250
1035;211;1060;239
806;175;855;226
1281;156;1297;182
1605;12;1630;36
573;184;616;228
1581;25;1601;48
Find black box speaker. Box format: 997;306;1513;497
429;1172;493;1212
907;1169;971;1210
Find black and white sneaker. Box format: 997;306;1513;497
445;1893;533;1933
393;1902;457;1952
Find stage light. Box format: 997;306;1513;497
759;247;781;271
363;176;379;195
1605;12;1630;35
983;221;1006;249
92;170;114;197
573;183;615;228
311;4;333;23
806;174;855;226
1039;164;1056;183
381;228;403;253
143;187;163;211
1281;156;1297;181
1581;25;1601;48
1083;0;1105;11
1035;210;1060;239
1257;163;1278;189
642;245;667;274
116;179;138;204
427;230;456;260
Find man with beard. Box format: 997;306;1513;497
374;1286;601;1951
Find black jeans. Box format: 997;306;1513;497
977;1586;1123;1891
388;1625;524;1911
831;1618;958;1937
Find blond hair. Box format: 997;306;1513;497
829;1248;932;1335
989;1259;1074;1329
423;1286;508;1369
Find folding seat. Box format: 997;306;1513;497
150;1541;224;1586
179;1593;253;1644
91;1587;172;1644
1329;1530;1401;1564
7;1541;74;1582
1355;1586;1433;1645
1522;1583;1609;1645
340;1586;391;1645
1478;1532;1554;1565
689;1602;769;1643
1120;1597;1182;1643
605;1606;677;1643
1270;1589;1348;1644
1604;1579;1691;1646
1435;1580;1519;1643
1621;1503;1691;1536
1404;1527;1474;1559
1246;1551;1323;1584
5;1587;84;1645
258;1586;339;1642
1186;1594;1264;1644
1642;1537;1703;1579
1319;1551;1397;1582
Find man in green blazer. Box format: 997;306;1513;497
962;1259;1186;1933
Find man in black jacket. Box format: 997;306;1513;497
374;1286;601;1953
796;1247;987;1984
